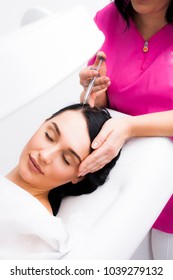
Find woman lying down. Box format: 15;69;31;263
0;103;120;259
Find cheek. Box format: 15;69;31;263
26;134;43;149
21;134;42;155
19;143;30;166
18;136;44;175
19;140;36;165
48;159;78;186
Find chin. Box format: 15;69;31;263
18;167;33;185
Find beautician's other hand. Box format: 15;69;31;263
78;117;132;176
80;51;111;107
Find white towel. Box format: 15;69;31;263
0;175;72;259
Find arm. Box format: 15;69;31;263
78;110;173;176
131;110;173;138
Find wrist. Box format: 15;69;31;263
127;116;140;139
128;114;151;138
95;91;108;107
123;116;135;141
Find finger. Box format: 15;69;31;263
92;76;110;89
97;51;107;60
91;120;113;149
78;151;106;176
78;143;114;176
96;51;107;66
84;77;110;92
79;51;107;83
79;132;118;175
88;141;118;173
89;82;110;93
79;68;98;86
93;51;107;76
85;154;109;173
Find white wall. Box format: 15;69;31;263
0;0;109;36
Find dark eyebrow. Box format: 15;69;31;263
51;121;82;163
52;122;61;136
68;148;81;163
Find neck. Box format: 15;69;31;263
6;167;52;213
134;12;168;41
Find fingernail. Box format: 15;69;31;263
92;141;98;149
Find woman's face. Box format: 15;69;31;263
18;110;90;190
131;0;171;16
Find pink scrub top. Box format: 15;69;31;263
89;3;173;233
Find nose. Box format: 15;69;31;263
39;146;57;164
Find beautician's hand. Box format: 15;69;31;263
80;51;111;107
78;117;132;176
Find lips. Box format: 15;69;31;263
29;155;44;175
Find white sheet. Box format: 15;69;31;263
0;175;72;259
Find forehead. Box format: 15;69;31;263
52;110;86;128
49;110;91;159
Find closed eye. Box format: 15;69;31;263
62;154;70;165
45;131;54;142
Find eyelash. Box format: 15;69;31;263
45;131;54;142
45;131;70;165
62;154;70;165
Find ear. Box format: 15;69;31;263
71;176;85;184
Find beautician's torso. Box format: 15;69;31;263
92;2;173;115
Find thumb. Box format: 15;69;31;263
91;121;112;149
93;51;107;76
